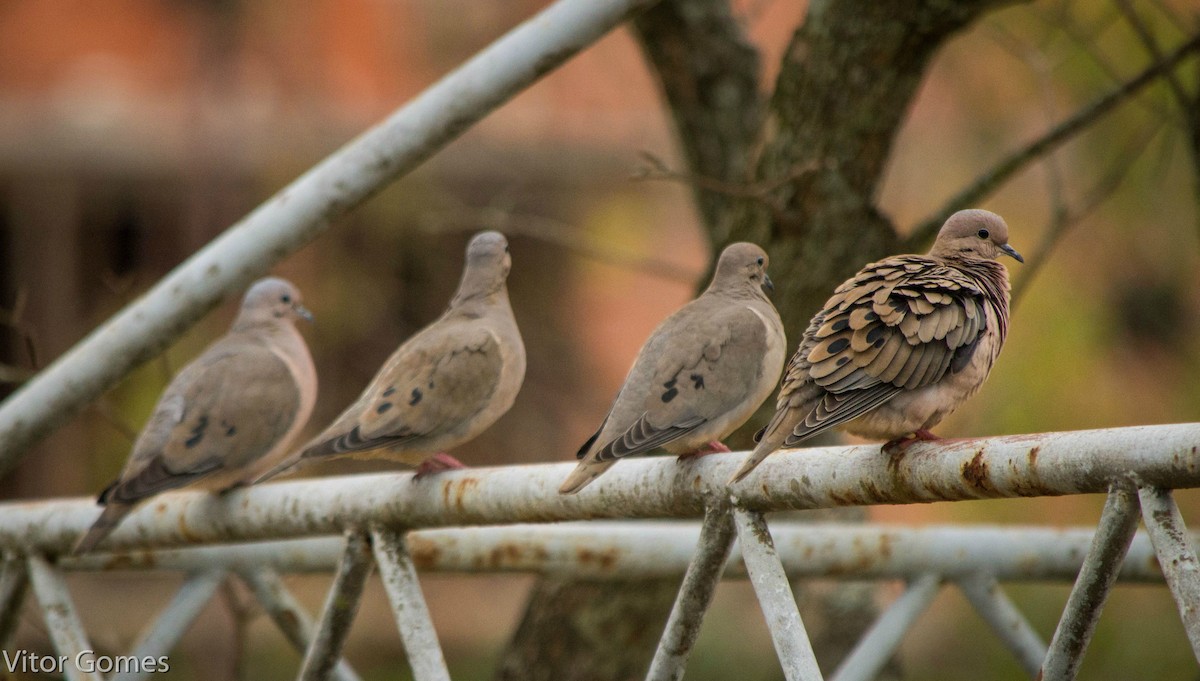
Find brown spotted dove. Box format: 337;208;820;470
73;277;317;554
730;209;1022;484
560;243;785;494
259;231;525;481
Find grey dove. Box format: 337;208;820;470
73;277;317;554
730;209;1022;484
258;231;525;480
560;243;785;495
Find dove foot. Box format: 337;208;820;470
677;441;733;462
882;430;942;455
414;453;468;480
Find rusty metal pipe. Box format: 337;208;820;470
298;532;374;681
59;522;1185;583
0;556;28;650
1138;486;1200;662
1040;484;1140;681
371;527;451;681
4;423;1197;555
830;574;941;681
26;555;103;681
734;509;824;681
111;570;226;681
956;573;1046;677
647;505;736;681
238;569;362;681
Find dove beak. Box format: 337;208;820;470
761;273;775;295
294;304;315;323
999;244;1024;263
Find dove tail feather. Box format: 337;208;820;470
576;429;601;460
729;414;791;484
558;459;616;495
252;453;303;485
72;503;134;555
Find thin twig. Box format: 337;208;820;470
1144;0;1196;40
1114;0;1193;110
631;151;816;210
908;31;1200;248
1012;121;1165;305
1037;1;1185;129
418;202;702;284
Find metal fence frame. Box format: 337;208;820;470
1;423;1199;681
0;0;1197;678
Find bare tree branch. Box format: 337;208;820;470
908;31;1200;249
1012;121;1165;304
631;150;817;214
417;202;701;284
1114;0;1193;109
1027;1;1183;128
631;0;763;239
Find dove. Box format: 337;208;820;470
73;277;317;554
729;209;1022;484
259;230;525;481
559;242;785;495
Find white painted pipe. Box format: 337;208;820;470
2;424;1196;555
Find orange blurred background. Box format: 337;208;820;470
1;1;1199;679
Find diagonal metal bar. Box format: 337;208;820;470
1040;483;1140;681
1137;486;1200;661
0;0;663;474
646;504;736;681
371;526;451;681
299;531;374;681
0;555;29;651
957;573;1046;678
830;573;941;681
239;569;362;681
26;555;102;681
111;569;226;681
733;508;824;681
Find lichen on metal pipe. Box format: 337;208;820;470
1;423;1195;555
1040;483;1140;681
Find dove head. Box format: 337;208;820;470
237;277;313;328
709;242;774;297
929;209;1023;264
454;231;511;303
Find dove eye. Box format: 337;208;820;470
281;295;291;303
977;229;989;239
756;257;764;266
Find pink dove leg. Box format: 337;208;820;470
882;429;942;456
414;453;468;480
676;440;733;462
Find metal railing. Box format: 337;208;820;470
0;422;1198;681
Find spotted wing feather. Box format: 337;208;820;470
301;325;503;459
772;255;989;446
582;305;770;463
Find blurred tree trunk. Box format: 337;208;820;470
497;1;1017;679
495;577;678;681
